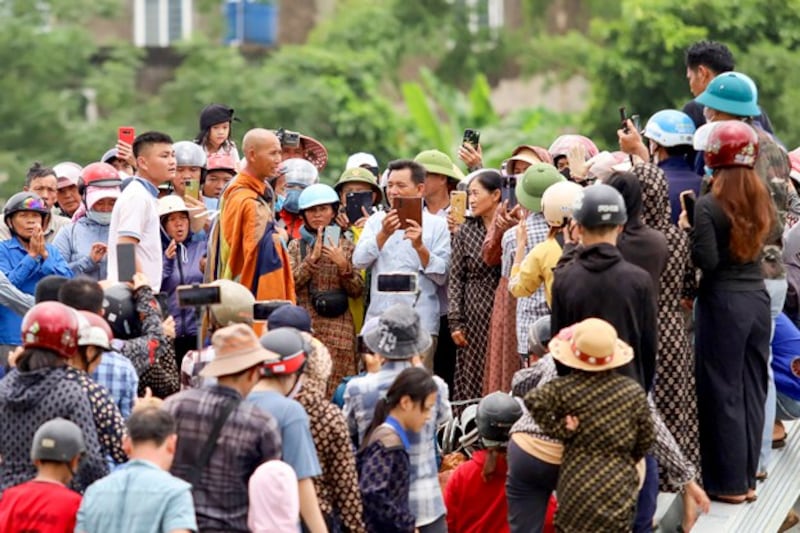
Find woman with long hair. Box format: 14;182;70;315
685;121;774;503
449;169;502;401
357;367;438;533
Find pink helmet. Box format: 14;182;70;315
548;135;600;160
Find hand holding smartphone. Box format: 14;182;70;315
323;225;342;247
345;191;374;224
463;128;480;148
680;190;696;226
118;126;135;146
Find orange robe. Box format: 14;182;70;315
217;171;296;303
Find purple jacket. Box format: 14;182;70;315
161;233;206;337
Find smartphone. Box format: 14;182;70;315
323;225;341;247
377;273;419;293
177;284;221;307
680;190;696;226
253;300;292;320
116;243;136;283
277;128;300;148
619;106;629;133
357;334;368;355
118;126;135;146
450;190;467;224
463;128;480;148
184;179;201;200
630;114;641;133
393;196;423;230
345;191;374;224
501;175;518;209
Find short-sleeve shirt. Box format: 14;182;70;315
246;390;321;480
107;178;163;292
76;459;196;533
0;480;81;533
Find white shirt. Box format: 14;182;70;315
352;210;450;335
107;178;163;291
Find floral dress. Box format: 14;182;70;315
288;235;364;397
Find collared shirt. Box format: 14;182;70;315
92;350;139;420
343;360;452;526
353;210;451;335
163;384;282;533
76;459;197;533
107;177;163;291
424;204;451;317
503;212;549;354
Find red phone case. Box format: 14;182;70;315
118;127;135;145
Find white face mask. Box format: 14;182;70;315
87;210;112;225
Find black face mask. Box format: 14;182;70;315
559;167;572;180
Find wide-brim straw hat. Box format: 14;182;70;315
548;318;633;372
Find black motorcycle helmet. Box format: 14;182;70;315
102;284;140;340
476;392;523;446
571;183;628;228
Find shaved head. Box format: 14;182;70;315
242;128;282;180
243;128;278;152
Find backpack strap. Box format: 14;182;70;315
185;396;241;487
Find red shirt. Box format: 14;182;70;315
444;450;511;533
0;480;81;533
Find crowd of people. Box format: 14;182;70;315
0;39;799;533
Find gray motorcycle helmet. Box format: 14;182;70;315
31;418;86;463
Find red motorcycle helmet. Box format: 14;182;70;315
77;310;114;343
21;302;80;359
79;162;122;196
704;121;759;169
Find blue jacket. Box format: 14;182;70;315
52;217;110;281
772;313;800;401
161;231;206;337
658;156;702;225
0;236;73;344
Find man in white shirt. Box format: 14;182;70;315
352;159;451;369
107;131;176;292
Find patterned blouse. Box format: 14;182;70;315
64;367;127;465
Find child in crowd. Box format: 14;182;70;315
357;367;438;533
509;180;583;307
525;318;654;532
0;418;85;532
444;391;522;533
195;103;240;161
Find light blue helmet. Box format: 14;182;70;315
643;110;696;147
695;72;760;118
298;183;339;211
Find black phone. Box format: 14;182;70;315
619;106;629;133
377;273;418;293
345;191;374;224
681;190;696;226
276;128;300;148
463;128;480;148
501;175;518;208
116;243;136;283
253;300;292;320
177;284;221;307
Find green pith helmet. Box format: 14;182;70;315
414;149;464;182
334;167;383;199
515;163;565;212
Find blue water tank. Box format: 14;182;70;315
225;1;278;46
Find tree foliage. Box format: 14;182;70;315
528;0;800;148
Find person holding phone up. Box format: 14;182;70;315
353;160;452;372
288;184;364;397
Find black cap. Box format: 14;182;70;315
199;104;237;132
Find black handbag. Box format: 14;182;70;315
299;239;350;318
310;289;349;318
